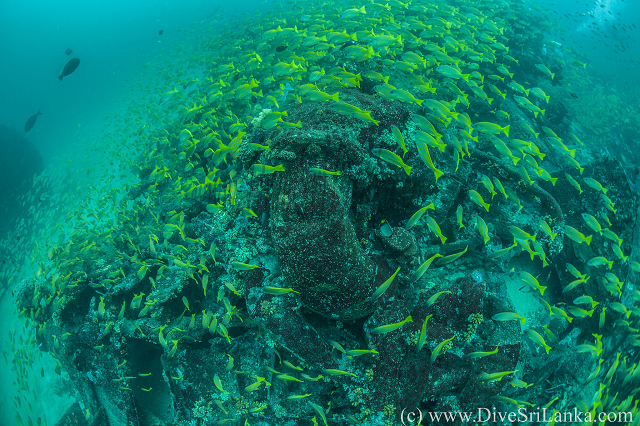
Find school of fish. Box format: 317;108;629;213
1;0;640;425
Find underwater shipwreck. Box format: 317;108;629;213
4;0;640;425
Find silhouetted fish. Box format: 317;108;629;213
340;40;357;50
24;109;42;133
59;58;80;81
158;30;164;35
275;45;287;52
65;48;72;55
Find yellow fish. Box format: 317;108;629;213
564;225;592;245
369;267;400;301
520;271;546;296
405;204;435;229
467;347;499;359
475;122;509;137
412;253;443;282
328;101;379;125
372;148;412;175
475;217;490;245
371;315;413;334
431;335;455;364
414;133;444;181
251;164;285;175
390;125;408;157
425;216;447;244
492;311;526;325
524;329;551;354
469;190;490;212
310;167;341;176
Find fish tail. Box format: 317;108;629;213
404;165;412;175
38;109;42;115
58;75;63;81
540;285;547;296
525;89;530;96
550;73;555;79
585;235;592;245
503;125;510;137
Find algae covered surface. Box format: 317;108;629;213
2;0;640;425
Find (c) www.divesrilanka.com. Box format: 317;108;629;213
420;408;633;424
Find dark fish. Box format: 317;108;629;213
340;40;357;50
158;30;164;35
24;109;42;133
275;45;287;52
59;58;80;81
65;48;73;55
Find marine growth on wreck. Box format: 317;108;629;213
2;0;640;425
